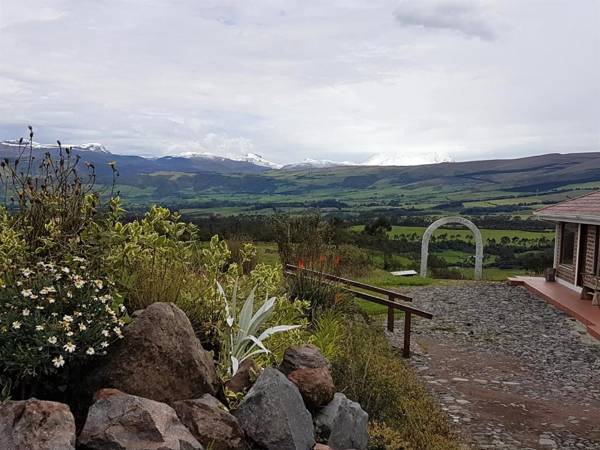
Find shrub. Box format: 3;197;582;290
334;244;372;277
368;421;411;450
0;257;126;398
331;316;460;450
309;309;348;362
218;281;302;377
286;269;346;322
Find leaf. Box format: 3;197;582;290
231;355;240;376
247;296;277;337
238;289;255;333
258;324;302;342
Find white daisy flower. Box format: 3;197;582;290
48;336;57;344
35;325;44;331
12;321;21;329
52;355;65;368
22;308;30;316
86;347;95;355
63;342;76;353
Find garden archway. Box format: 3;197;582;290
420;217;483;280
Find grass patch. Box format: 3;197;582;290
330;317;461;450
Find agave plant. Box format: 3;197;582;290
218;281;301;376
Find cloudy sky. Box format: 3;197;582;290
0;0;598;165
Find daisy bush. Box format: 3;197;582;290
0;256;127;389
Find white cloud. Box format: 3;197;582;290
0;0;597;165
393;0;497;41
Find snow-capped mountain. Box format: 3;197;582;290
235;152;282;169
0;140;110;154
282;159;356;170
364;151;453;166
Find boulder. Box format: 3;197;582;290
234;368;315;450
174;394;246;450
83;302;219;405
0;399;76;450
225;358;259;394
78;391;202;450
314;393;368;450
288;367;335;410
279;344;329;375
313;445;333;450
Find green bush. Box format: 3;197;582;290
0;257;126;398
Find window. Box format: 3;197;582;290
560;223;578;265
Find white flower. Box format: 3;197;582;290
63;342;76;353
20;289;33;298
101;329;109;337
66;291;73;298
100;341;109;348
48;336;57;344
66;331;74;337
62;315;73;323
73;256;86;262
61;267;70;274
48;298;56;304
52;355;65;368
94;280;103;289
12;321;21;329
40;286;56;295
35;325;44;331
22;308;30;316
16;281;22;286
21;268;33;277
86;347;95;355
35;306;44;310
78;323;87;331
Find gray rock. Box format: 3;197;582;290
83;302;219;405
174;394;246;450
279;344;330;375
0;399;76;450
78;390;203;450
314;393;368;450
234;368;315;450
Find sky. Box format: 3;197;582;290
0;0;598;165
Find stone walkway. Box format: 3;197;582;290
386;282;600;450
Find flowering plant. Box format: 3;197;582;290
0;256;127;389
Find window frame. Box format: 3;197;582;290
559;222;578;266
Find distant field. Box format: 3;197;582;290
350;225;554;243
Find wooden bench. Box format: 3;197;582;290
581;273;600;306
284;264;433;357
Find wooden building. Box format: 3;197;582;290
535;191;600;302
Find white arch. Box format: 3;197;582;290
420;217;483;280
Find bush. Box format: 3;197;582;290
330;317;460;450
0;257;126;398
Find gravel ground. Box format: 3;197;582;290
386;282;600;450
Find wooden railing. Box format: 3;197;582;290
284;264;433;358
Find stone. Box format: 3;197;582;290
78;391;202;450
0;399;76;450
225;358;259;393
234;368;315;450
288;367;335;410
279;344;330;375
83;302;219;405
174;394;245;450
314;393;368;450
313;445;333;450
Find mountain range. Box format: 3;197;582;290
1;140;599;216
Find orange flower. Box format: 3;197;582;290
334;255;341;266
298;259;305;269
319;255;326;264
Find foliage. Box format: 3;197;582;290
218;281;302;377
309;309;348;362
368;421;411;450
0;257;126;398
0;207;26;274
286;269;348;322
330;316;460;450
274;213;333;267
0;127;116;254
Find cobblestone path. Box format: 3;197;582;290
386;282;600;450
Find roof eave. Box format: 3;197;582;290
534;212;600;226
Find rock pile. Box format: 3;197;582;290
0;304;369;450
